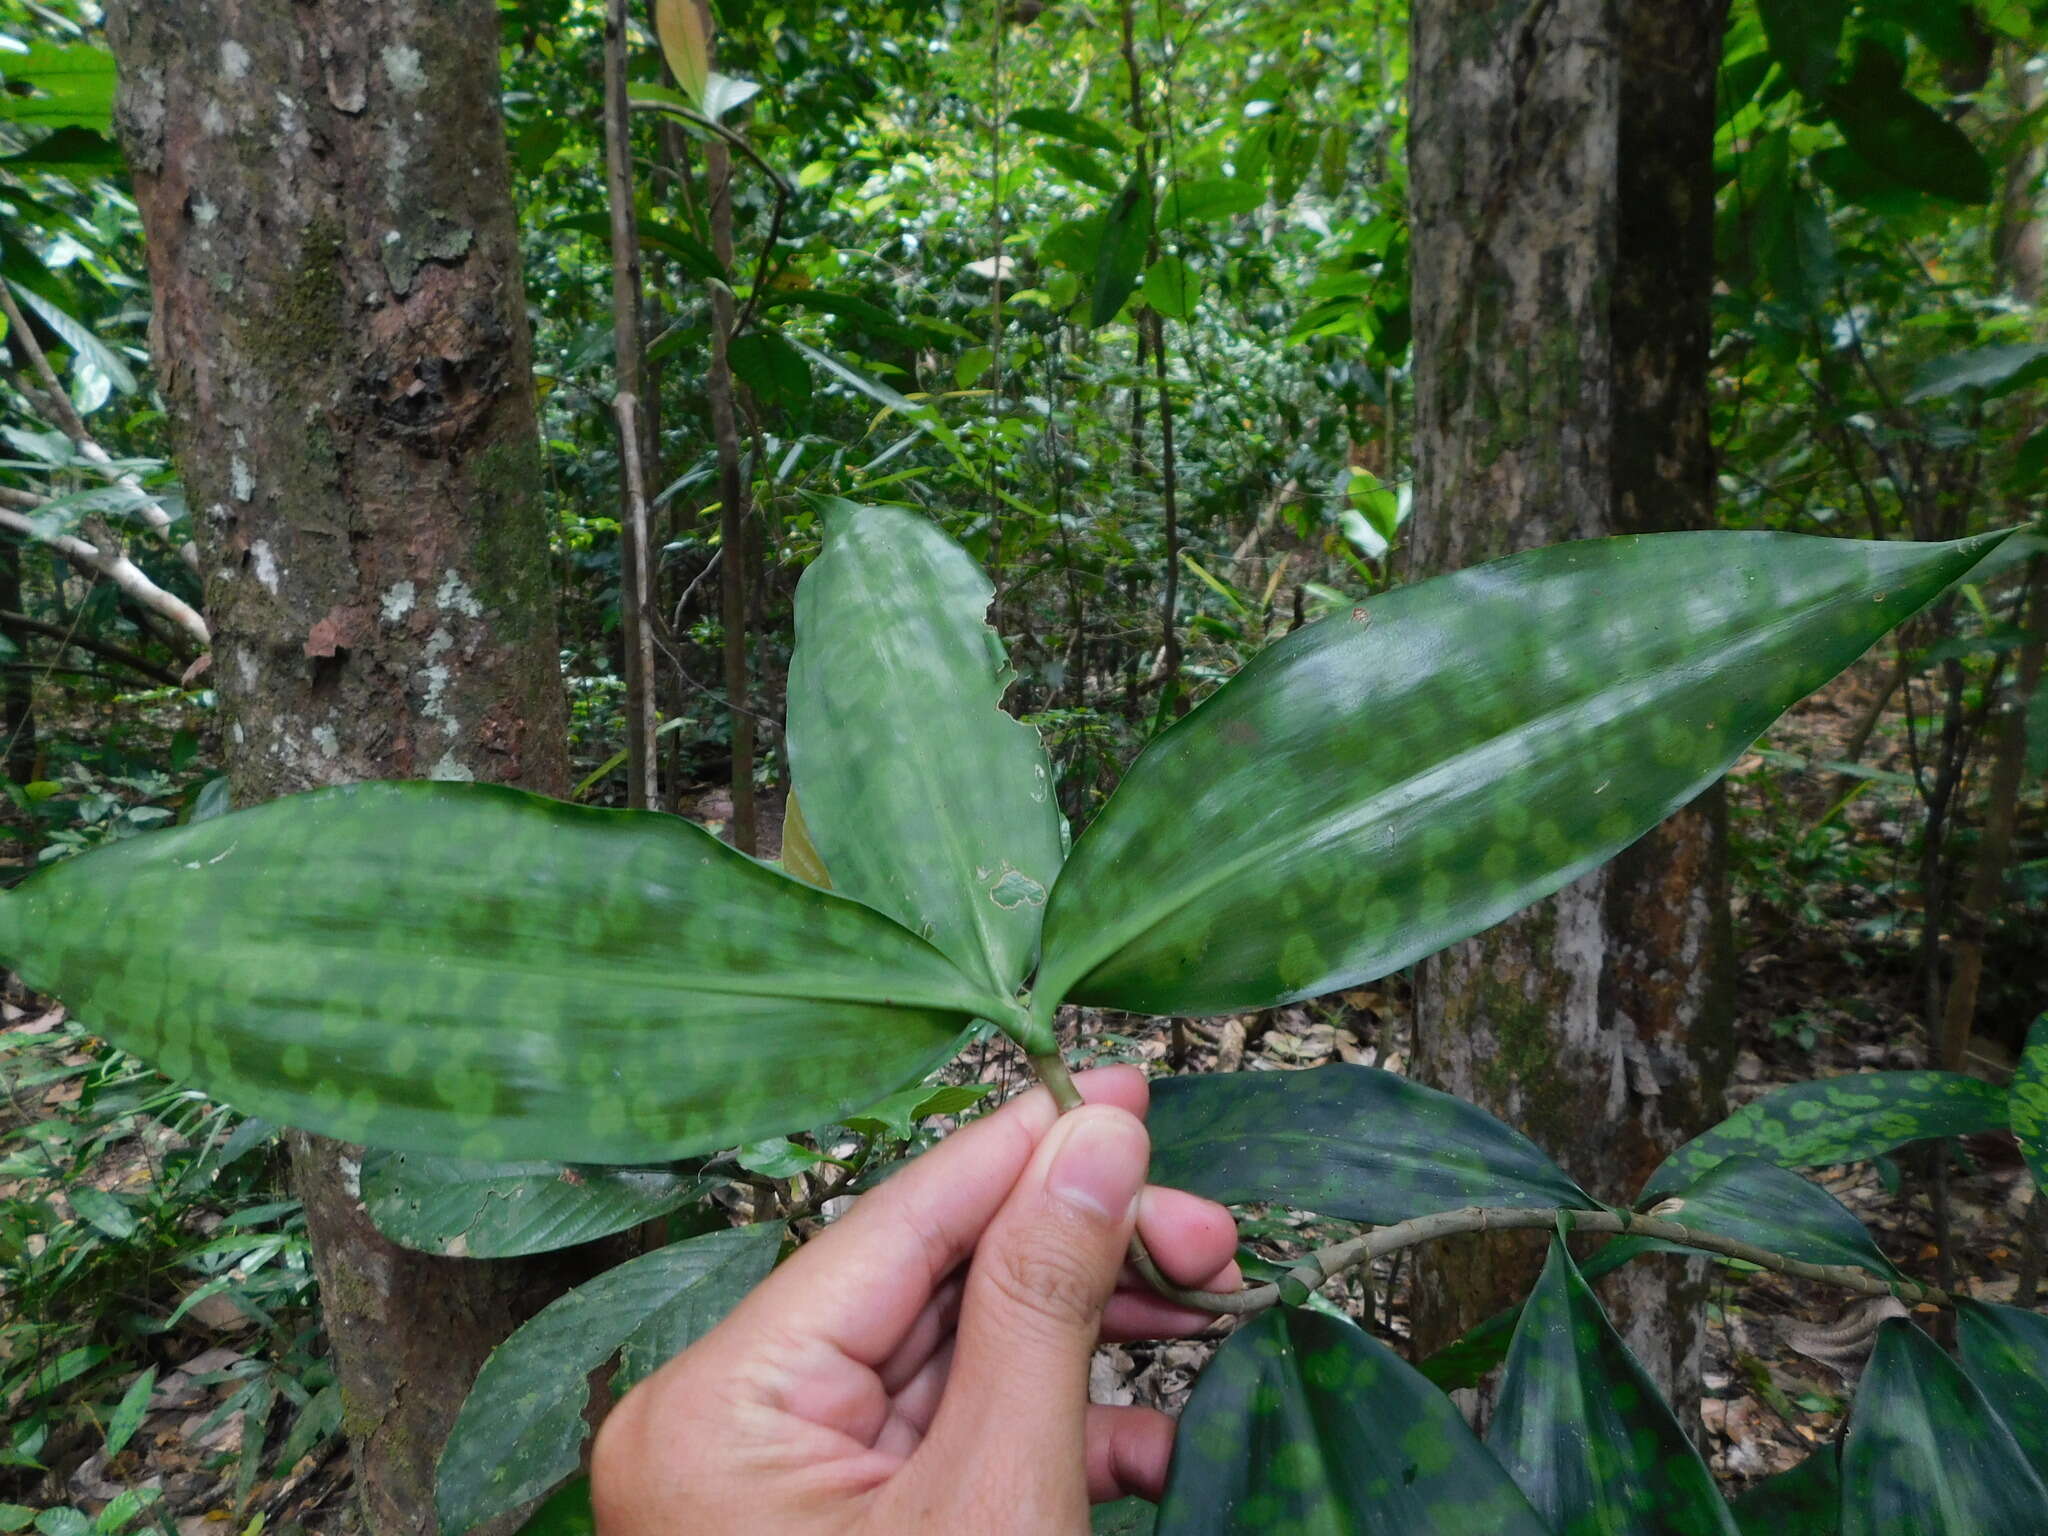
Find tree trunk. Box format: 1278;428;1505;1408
106;5;622;1530
1406;0;1733;1416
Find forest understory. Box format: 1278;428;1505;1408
3;656;2040;1534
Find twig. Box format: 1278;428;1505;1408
0;283;199;572
0;608;182;686
0;506;208;646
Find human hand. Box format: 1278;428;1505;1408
590;1065;1240;1535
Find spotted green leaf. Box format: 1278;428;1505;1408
1489;1237;1738;1536
1641;1070;2009;1201
1035;532;2002;1020
1145;1064;1598;1223
787;501;1064;1001
360;1152;719;1259
437;1224;780;1536
2011;1013;2047;1194
1840;1318;2048;1536
0;781;1002;1163
1955;1300;2048;1489
1732;1449;1840;1536
1092;1497;1158;1535
1640;1156;1903;1280
1157;1305;1549;1535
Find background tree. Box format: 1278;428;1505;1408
1405;0;1734;1408
100;2;623;1529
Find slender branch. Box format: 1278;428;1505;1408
0;283;200;572
1131;1204;1954;1318
0;608;182;686
0;506;208;646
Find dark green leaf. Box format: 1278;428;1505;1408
1811;146;1926;216
1823;48;1991;204
1140;255;1195;321
1036;532;2003;1020
1146;1065;1598;1224
437;1226;779;1536
1641;1070;2008;1201
1090;174;1153;329
1037;143;1120;194
510;1477;593;1536
1092;1497;1157;1535
360;1152;717;1258
545;214;725;283
787;501;1064;1000
1955;1300;2048;1487
0;126;122;181
1007;107;1124;153
1158;1306;1549;1534
1757;0;1845;95
735;1137;829;1178
1905;345;2048;403
1641;1156;1902;1279
67;1185;136;1241
1840;1318;2048;1535
1160;177;1264;224
1733;1450;1841;1536
728;331;811;410
1489;1238;1738;1535
2013;1015;2047;1194
0;782;1001;1163
103;1368;155;1460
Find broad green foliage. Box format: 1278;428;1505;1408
1033;531;2000;1020
1158;1307;1550;1535
787;500;1065;999
2011;1014;2047;1195
1641;1069;2010;1200
360;1152;718;1259
1145;1063;1598;1223
437;1225;780;1536
1955;1301;2048;1488
509;1479;594;1536
1488;1239;1738;1536
1731;1451;1840;1536
1839;1319;2048;1536
1091;1497;1159;1535
1640;1156;1903;1279
0;781;1000;1163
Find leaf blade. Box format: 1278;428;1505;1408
1145;1064;1598;1223
1488;1237;1739;1536
1158;1306;1549;1535
0;781;995;1163
2011;1014;2047;1195
1037;531;2002;1019
361;1153;720;1258
786;501;1064;998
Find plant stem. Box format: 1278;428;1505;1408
1123;1204;1954;1318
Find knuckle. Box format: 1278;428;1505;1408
983;1230;1111;1333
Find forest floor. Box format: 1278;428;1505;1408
2;658;2043;1529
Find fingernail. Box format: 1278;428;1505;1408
1046;1111;1147;1222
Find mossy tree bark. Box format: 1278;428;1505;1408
105;5;624;1530
1406;0;1734;1417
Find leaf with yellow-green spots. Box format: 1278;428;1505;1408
1157;1306;1549;1535
1635;1156;1903;1280
2011;1013;2047;1194
1146;1064;1598;1223
0;781;1004;1163
1489;1237;1738;1536
1840;1318;2048;1536
1641;1070;2008;1201
1956;1300;2048;1490
437;1224;780;1536
1034;531;2006;1020
787;500;1064;1000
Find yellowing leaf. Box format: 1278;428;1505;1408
654;0;711;105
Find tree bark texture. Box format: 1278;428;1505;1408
105;5;620;1531
1406;0;1734;1413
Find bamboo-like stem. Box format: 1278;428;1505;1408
1125;1204;1954;1318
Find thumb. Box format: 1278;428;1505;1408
917;1104;1149;1519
